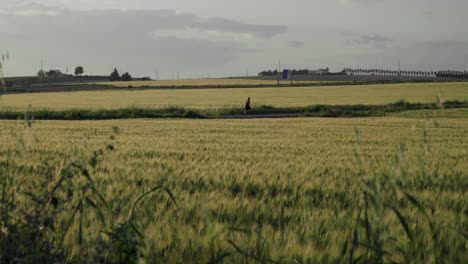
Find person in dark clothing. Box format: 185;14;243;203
244;97;251;116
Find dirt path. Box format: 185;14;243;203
223;113;301;119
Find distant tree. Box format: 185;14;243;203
74;66;84;76
121;72;132;82
37;70;46;79
45;69;62;78
109;68;120;81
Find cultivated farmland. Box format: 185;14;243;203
1;82;467;110
0;78;467;263
0;115;467;262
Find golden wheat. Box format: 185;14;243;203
1;82;467;110
0;116;466;262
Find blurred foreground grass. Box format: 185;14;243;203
0;116;467;262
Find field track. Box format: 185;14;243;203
1;101;466;120
224;113;300;119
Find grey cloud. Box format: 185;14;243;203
423;11;435;17
195;18;287;38
360;34;392;43
3;0;467;76
0;2;286;72
289;40;304;49
425;40;468;50
2;3;287;39
346;0;385;3
392;41;468;70
345;33;393;48
148;36;259;68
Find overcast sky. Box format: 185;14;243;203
1;0;467;78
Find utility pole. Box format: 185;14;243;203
40;60;44;88
177;72;180;80
291;70;293;86
398;59;401;76
277;59;281;86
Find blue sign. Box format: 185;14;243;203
282;69;289;79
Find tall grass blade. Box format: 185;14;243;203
385;204;413;241
127;186;177;222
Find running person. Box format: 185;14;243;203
244;97;251;116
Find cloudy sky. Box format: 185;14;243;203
1;0;467;78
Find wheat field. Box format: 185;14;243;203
1;115;466;262
1;82;467;110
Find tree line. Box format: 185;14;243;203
37;66;85;79
344;68;468;79
258;67;468;79
258;69;311;76
109;68;132;82
35;66;133;82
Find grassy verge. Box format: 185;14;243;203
0;100;467;120
388;108;468;118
